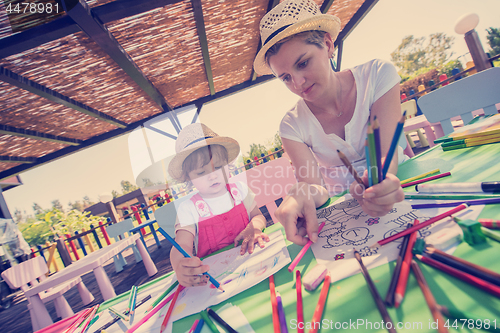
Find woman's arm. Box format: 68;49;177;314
274;138;329;245
349;83;405;216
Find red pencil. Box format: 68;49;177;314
296;270;304;333
309;272;331;333
269;275;281;333
416;254;500;298
394;219;420;308
401;171;451;188
288;222;325;272
160;284;183;333
478;219;500;229
370;203;469;248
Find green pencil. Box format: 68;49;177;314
200;309;220;333
145;280;179;313
367;123;378;184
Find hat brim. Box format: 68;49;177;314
253;15;341;76
168;137;240;182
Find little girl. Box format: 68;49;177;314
168;123;269;288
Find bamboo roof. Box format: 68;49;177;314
0;0;377;181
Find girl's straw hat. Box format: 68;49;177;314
168;123;240;181
253;0;341;76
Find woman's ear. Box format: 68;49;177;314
324;32;335;56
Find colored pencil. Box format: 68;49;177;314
415;254;500;298
481;227;500;242
269;275;281;333
207;308;238;333
370;203;469;248
79;305;100;333
442;135;500;151
438;305;500;333
382;111;406;179
65;306;96;333
411;197;500;209
410;260;448;333
108;307;129;321
126;285;135;313
401;171;451;188
193;319;205;333
129;285;138;315
127;289;183;333
337;149;364;186
276;292;288;333
365;139;373;187
200;309;220;333
309;272;331;333
94;295;151;333
479;218;500;229
405;193;500;200
385;223;413;306
160;284;183;333
367;123;379;184
400;168;440;185
425;245;500;286
354;250;396;333
157;227;223;292
296;270;304;333
372;117;383;181
188;319;199;333
288;222;326;272
145;280;179;313
394;219;420;308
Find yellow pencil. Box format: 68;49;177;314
400;169;440;185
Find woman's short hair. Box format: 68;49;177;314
265;30;326;67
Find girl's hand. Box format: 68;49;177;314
175;257;210;288
349;171;404;216
234;222;270;255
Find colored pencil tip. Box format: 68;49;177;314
218;286;225;292
394;294;403;308
368;242;378;249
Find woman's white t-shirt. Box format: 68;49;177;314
279;59;403;195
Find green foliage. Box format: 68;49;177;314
486;27;500;56
242;132;283;164
19;216;50;246
391;33;455;76
438;59;464;78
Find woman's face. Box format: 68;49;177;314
268;34;333;102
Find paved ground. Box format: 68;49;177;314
0;134;435;333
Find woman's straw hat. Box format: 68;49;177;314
168;123;240;181
253;0;341;76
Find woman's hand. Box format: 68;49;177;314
275;182;329;246
174;257;210;288
234;220;270;255
349;171;404;216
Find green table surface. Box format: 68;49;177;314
173;143;500;333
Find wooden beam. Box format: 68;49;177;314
0;66;127;128
0;124;82;145
61;0;174;113
320;0;335;13
191;0;215;95
0;156;37;164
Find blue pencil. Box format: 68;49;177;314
382;112;406;179
157;227;224;292
193;318;205;333
373;117;383;182
130;285;138;315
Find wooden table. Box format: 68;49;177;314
25;234;157;329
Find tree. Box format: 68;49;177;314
120;180;139;194
68;200;85;212
391;33;454;76
51;199;63;212
486;27;500;56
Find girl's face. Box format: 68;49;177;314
268;34;333;102
187;156;229;198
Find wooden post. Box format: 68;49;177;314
56;237;72;267
90;224;103;249
45;241;59;272
99;221;111;245
82;228;95;252
74;231;87;256
66;234;80;260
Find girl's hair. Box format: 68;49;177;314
265;30;326;67
181;144;229;181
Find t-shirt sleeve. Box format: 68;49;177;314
236;181;258;219
372;59;401;102
174;200;197;236
279;109;304;143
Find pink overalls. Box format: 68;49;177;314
191;183;250;258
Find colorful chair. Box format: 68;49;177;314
401;99;436;148
418;67;500;137
1;256;94;331
105;218;142;272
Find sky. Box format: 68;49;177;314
3;0;500;217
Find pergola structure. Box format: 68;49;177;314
0;0;379;217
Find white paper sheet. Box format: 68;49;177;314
311;195;484;283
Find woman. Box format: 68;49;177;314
253;0;405;246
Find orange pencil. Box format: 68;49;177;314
269;275;281;333
309;272;331;333
296;270;304;333
160;284;183;333
394;219;420;308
